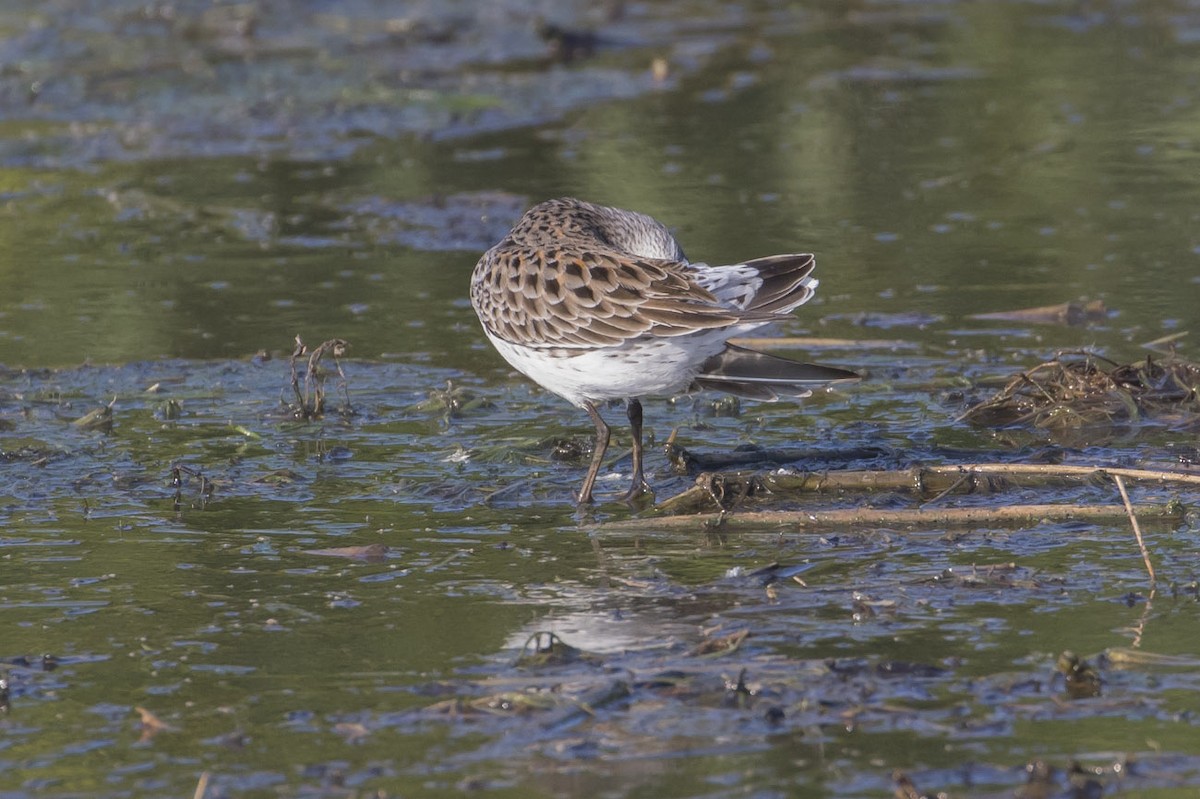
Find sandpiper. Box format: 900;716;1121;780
470;197;858;504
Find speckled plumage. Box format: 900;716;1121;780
470;197;858;503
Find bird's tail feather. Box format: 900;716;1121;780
690;344;859;401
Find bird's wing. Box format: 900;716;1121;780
472;246;764;350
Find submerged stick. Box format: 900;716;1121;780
1114;474;1156;586
967;299;1108;326
655;462;1200;515
599;502;1184;532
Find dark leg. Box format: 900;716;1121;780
621;398;653;501
577;401;610;504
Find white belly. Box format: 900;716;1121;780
486;331;722;408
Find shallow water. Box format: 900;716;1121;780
2;1;1200;797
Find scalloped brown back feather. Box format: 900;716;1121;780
471;201;792;351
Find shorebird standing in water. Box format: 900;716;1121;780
470;197;859;504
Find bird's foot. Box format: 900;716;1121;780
619;479;655;505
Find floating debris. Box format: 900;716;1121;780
536;18;600;63
413;381;495;419
134;706;176;743
71;399;115;432
302;544;392;562
170;463;215;510
969;299;1109;327
514;632;601;668
1056;651;1102;699
333;722;370;743
427;689;564;718
688;629;749;659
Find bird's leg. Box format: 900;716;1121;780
621;398;654;501
577;401;610;504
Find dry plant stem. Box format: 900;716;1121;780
305;346;324;413
290;336;351;418
193;772;210;799
1142;330;1189;351
600;503;1184;532
289;335;307;411
843;463;1164;497
728;335;916;350
948;462;1200;485
1114;474;1157;586
304;338;350;415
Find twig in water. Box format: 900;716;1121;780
289;335;306;411
1113;474;1156;586
171;464;214;511
600;502;1185;532
1141;330;1188;353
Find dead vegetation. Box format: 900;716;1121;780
287;336;351;419
959;351;1200;433
170;463;215;511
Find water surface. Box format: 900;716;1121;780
2;1;1200;797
